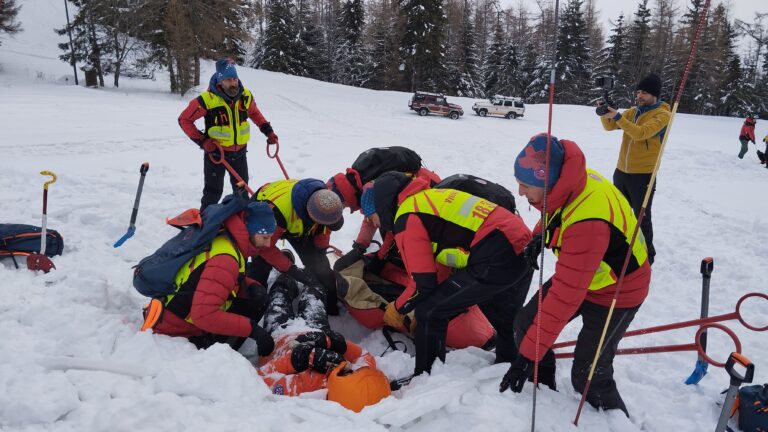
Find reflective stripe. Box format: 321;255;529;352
200;88;254;146
548;169;648;291
396;189;497;269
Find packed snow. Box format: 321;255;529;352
1;2;766;431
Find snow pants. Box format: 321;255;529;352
514;280;640;416
738;138;750;159
613;169;656;264
263;273;330;333
413;230;533;375
201;147;249;211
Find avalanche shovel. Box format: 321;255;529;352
27;171;57;273
715;352;754;432
114;162;149;247
685;257;713;385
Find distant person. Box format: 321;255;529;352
178;58;279;211
762;134;768;168
738;115;757;160
598;73;671;264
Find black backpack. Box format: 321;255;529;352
435;174;516;213
351;147;423;185
0;224;64;258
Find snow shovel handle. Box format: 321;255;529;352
130;163;149;228
715;353;754;432
39;171;57;255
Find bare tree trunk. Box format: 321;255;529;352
168;47;178;93
194;56;200;86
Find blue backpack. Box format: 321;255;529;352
738;384;768;432
132;195;247;298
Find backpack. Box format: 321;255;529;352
132;195;247;298
0;224;64;259
435;174;517;213
351;147;423;185
738;384;768;432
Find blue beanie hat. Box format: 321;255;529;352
246;202;276;235
514;134;565;188
360;183;376;217
216;58;238;83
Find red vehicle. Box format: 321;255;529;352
408;91;464;120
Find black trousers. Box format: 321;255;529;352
248;237;340;315
263;274;329;333
613;169;656;263
201;148;249;211
514;280;639;414
413;230;533;375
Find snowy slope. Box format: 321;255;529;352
1;2;767;431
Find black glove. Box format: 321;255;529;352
294;331;327;348
312;347;345;373
499;355;536;393
286;265;318;286
523;234;543;271
249;321;275;356
333;242;366;272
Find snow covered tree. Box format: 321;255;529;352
0;0;22;46
263;0;306;75
593;14;626;105
446;0;481;97
617;0;652;104
483;21;505;96
333;0;370;86
56;0;110;87
399;0;448;92
555;0;591;104
367;0;401;90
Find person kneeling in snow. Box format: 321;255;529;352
256;273;390;411
149;202;286;355
500;134;651;417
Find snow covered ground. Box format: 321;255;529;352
1;2;766;431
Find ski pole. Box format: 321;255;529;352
207;143;254;196
715;353;754;432
573;0;713;425
114;162;149;247
27;171;57;273
685;257;713;384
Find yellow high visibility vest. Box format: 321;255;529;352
168;235;245;322
545;169;648;291
199;89;253;146
256;179;315;237
395;188;497;269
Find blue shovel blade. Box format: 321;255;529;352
113;227;136;248
684;359;709;385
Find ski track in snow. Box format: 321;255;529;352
1;3;767;431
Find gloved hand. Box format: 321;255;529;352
311;347;344;373
285;264;318;286
267;132;279;145
333;242;366;272
202;138;218;153
383;302;416;335
523;234;543;271
250;321;275;356
499;355;536;393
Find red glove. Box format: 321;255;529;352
202;139;218;152
267;133;278;145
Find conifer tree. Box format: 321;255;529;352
399;0;447;92
555;0;591;104
0;0;22;46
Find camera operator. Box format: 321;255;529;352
598;73;671;265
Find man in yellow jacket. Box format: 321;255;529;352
599;73;671;264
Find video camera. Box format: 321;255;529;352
594;76;617;116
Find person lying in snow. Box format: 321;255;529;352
256;272;390;411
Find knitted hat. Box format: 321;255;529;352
246;202;276;235
307;189;343;226
360;183;376;217
215;58;238;83
513;133;565;189
635;73;662;98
